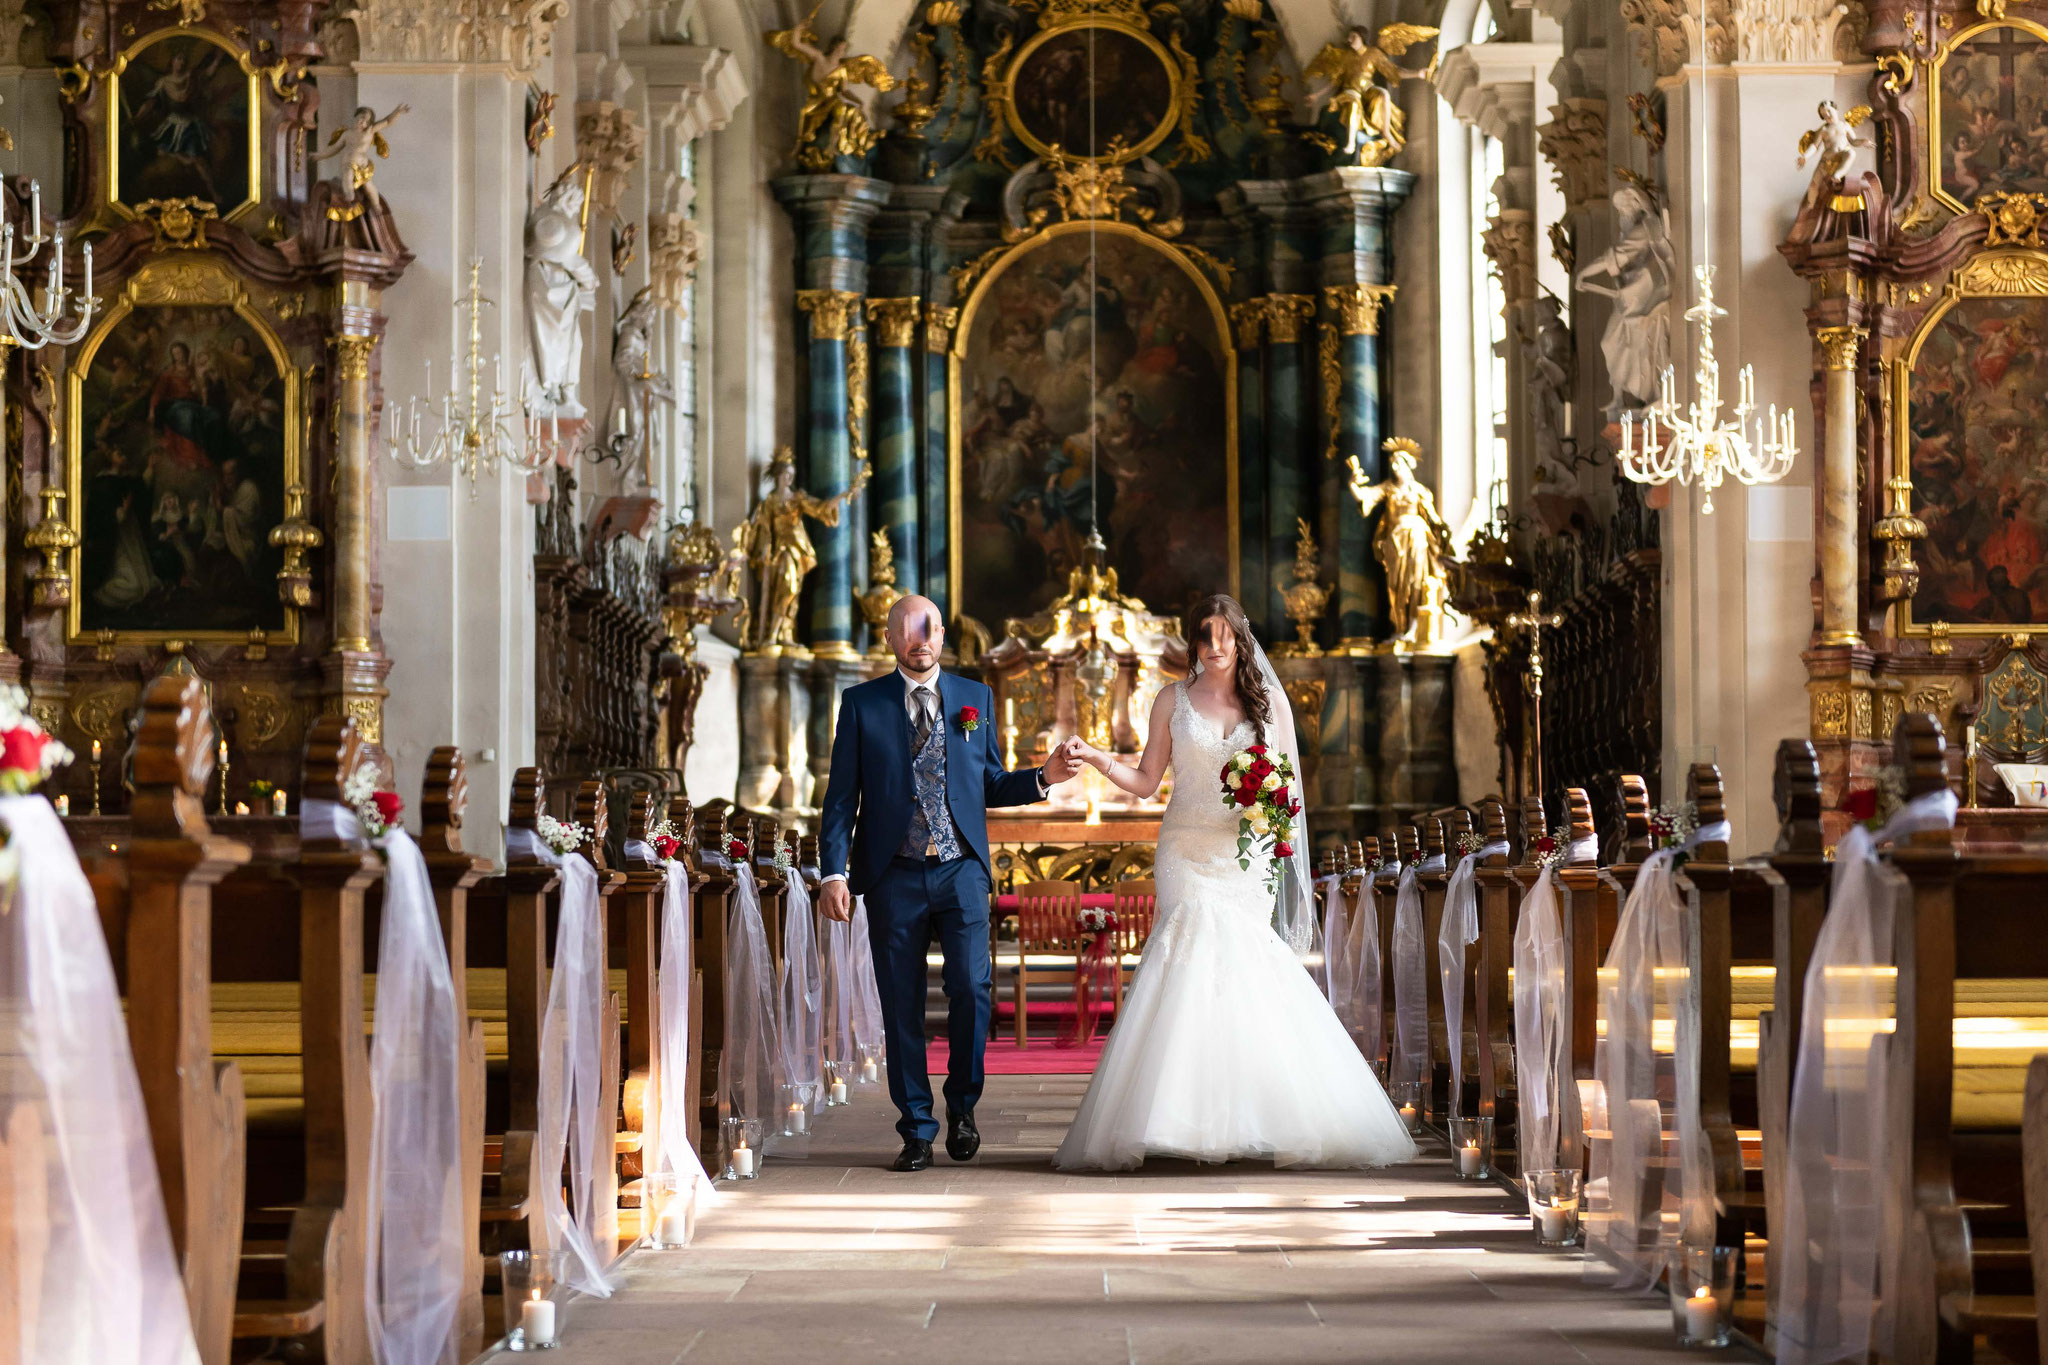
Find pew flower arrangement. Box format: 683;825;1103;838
1842;765;1907;831
536;812;590;856
1530;833;1567;875
1219;743;1302;888
1648;800;1697;851
0;683;72;795
771;844;794;873
1455;831;1487;859
726;836;749;862
342;767;404;838
647;818;681;864
1077;905;1118;934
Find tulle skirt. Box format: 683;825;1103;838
1052;879;1420;1172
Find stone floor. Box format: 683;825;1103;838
509;1075;1745;1364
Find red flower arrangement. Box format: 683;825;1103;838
1840;786;1879;823
651;834;680;861
727;836;749;861
0;683;70;796
958;705;981;734
1218;742;1301;891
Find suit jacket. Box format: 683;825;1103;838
819;670;1045;895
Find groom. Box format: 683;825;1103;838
819;595;1081;1170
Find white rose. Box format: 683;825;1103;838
1225;770;1241;789
1233;753;1251;771
1248;810;1269;835
1260;772;1280;793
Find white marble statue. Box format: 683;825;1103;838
611;285;675;462
1572;185;1676;420
525;161;600;412
1525;293;1573;473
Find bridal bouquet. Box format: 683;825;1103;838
1219;743;1302;890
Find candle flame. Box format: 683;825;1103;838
1692;1286;1712;1301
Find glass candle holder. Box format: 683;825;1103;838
858;1043;883;1085
1392;1081;1423;1135
1449;1115;1494;1180
720;1115;760;1180
271;788;289;817
1668;1244;1736;1348
779;1083;808;1137
644;1171;694;1249
1525;1168;1583;1247
500;1250;559;1351
825;1060;850;1106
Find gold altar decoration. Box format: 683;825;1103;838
1927;17;2048;214
660;520;743;773
271;483;322;607
1275;517;1330;658
999;1;1183;165
1982;191;2048;249
1302;24;1439;168
96;27;265;228
733;447;870;655
766;17;898;171
1347;437;1456;650
855;529;906;657
1503;589;1565;797
1872;473;1927;605
314;102;409;219
25;487;78;608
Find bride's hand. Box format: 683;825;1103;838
1072;738;1111;772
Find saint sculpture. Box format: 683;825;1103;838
733;447;871;653
1347;437;1456;648
525;160;600;411
1303;25;1439;168
766;18;898;171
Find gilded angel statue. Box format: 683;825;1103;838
1796;100;1875;211
735;447;872;652
1347;437;1457;647
766;18;898;171
313;103;410;213
1303;25;1439;168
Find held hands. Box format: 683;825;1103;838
819;877;853;923
1042;736;1084;785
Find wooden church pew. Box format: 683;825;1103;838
618;793;665;1195
1577;777;1649;1137
1418;815;1455;1123
1433;810;1478;1118
1470;799;1519;1160
571;781;628;1255
1502;797;1550;1173
1552;786;1605;1168
692;804;737;1160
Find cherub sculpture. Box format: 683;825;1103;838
1347;437;1457;647
313;103;410;214
1796;100;1876;216
1303;24;1439;168
766;18;898;171
734;447;871;652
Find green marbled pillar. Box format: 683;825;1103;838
1262;297;1316;643
867;306;921;596
923;313;952;614
1231;304;1267;639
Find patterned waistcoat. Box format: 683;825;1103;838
900;700;962;862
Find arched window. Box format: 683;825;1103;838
1436;0;1506;547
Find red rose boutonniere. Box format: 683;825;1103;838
958;705;981;734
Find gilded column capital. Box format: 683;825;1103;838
865;296;923;349
1323;283;1397;337
924;303;960;353
1265;294;1317;345
1816;324;1869;371
328;333;377;380
1228;298;1267;350
797;288;862;340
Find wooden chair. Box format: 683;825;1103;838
1108;878;1157;1013
1006;879;1083;1048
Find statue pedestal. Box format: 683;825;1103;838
1368;650;1458;826
737;651;813;814
806;653;889;811
1291;649;1458;849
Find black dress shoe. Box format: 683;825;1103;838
946;1109;980;1162
892;1138;933;1172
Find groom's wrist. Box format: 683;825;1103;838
821;872;847;884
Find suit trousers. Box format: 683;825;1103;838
865;853;992;1141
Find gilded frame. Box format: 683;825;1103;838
1892;247;2048;638
1925;15;2048;215
947;219;1239;617
102;26;264;223
1002;17;1181;164
65;254;303;645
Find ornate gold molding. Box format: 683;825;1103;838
846;319;870;468
1229;298;1266;351
1816;324;1867;370
1323;283;1395;337
1319;321;1340;460
1981;190;2048;248
924;302;959;354
865;297;922;349
1265;294;1316;345
1953;250;2048;296
329;334;376;381
796;288;862;341
1536;100;1608;215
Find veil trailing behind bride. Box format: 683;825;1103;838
1052;595;1417;1172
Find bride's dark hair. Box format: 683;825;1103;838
1184;593;1271;747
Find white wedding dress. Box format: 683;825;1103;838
1053;682;1419;1171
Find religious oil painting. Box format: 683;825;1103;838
72;297;291;638
1008;25;1177;160
1907;295;2048;628
113;31;258;213
954;228;1232;630
1935;22;2048;208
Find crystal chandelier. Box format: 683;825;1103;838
1617;265;1796;514
0;177;95;350
385;259;565;492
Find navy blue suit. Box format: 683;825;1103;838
819;670;1045;1140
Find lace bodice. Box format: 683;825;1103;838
1157;681;1270;911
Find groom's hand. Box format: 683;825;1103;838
1042;737;1082;785
819;878;853;923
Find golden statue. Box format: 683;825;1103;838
1347;437;1456;649
766;17;898;171
313;103;411;214
734;447;871;654
855;528;906;657
1303;25;1439;168
1275;517;1331;658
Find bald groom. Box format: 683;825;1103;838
819;596;1081;1171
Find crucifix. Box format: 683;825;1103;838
1503;588;1564;801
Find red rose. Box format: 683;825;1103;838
1247;744;1267;756
1248;758;1273;781
1289;801;1303;817
371;790;404;825
1532;835;1557;855
1272;785;1289;810
1219;762;1233;784
1234;785;1259;808
1842;787;1879;822
960;705;979;723
1274;841;1294;858
0;726;46;774
728;837;748;859
651;834;679;861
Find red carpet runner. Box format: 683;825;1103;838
928;1034;1106;1075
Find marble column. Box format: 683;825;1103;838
1816;325;1866;648
923;304;958;614
1263;296;1317;639
1324;282;1397;648
865;297;923;598
324;320;393;754
1229;300;1268;637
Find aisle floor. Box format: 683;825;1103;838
507;1075;1741;1364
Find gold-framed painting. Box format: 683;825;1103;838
1894;250;2048;636
949;220;1238;630
105;27;263;220
66;255;302;644
1002;18;1180;163
1926;17;2048;214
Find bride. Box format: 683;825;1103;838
1052;594;1417;1171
